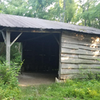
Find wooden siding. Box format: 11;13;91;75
60;31;100;79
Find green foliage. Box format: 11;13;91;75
0;62;21;100
46;2;63;21
0;0;100;28
0;43;6;62
79;65;100;80
0;0;28;16
0;56;6;63
0;42;22;64
64;0;76;23
20;79;100;100
74;0;100;28
11;43;22;64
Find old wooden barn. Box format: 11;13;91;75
0;14;100;79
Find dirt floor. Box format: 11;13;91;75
18;72;56;86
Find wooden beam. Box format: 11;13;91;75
10;32;22;46
52;34;59;45
6;31;10;65
6;28;61;33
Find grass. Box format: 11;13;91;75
19;79;100;100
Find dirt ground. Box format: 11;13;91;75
18;72;56;86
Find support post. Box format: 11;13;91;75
58;33;62;79
6;31;10;65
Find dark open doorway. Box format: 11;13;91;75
21;33;60;78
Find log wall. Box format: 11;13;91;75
60;31;100;79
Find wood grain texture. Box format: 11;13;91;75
60;74;89;79
60;32;100;79
78;55;100;60
61;69;100;74
61;64;100;69
61;64;79;69
61;55;100;60
58;33;62;78
61;48;100;56
6;31;10;65
61;58;100;64
61;54;78;59
62;33;100;46
62;31;99;41
62;42;100;51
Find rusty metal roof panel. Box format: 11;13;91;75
0;14;100;34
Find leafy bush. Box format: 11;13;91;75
0;62;21;100
11;43;22;64
0;56;6;63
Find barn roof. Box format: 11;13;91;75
0;14;100;34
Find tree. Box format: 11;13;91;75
0;0;28;16
90;3;100;28
64;0;76;23
75;0;100;28
24;0;57;19
0;0;100;28
0;0;58;20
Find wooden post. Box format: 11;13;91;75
58;33;62;79
6;31;10;65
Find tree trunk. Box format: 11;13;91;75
99;20;100;29
63;0;66;22
85;20;86;26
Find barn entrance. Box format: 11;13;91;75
21;33;60;79
0;30;60;85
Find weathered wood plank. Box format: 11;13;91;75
61;54;100;60
60;74;89;79
61;48;100;56
62;43;79;49
61;54;78;58
61;69;100;74
7;28;61;33
6;31;10;65
60;32;100;79
61;64;79;69
62;31;98;38
62;32;100;45
79;55;100;60
62;36;91;43
62;32;100;41
61;64;100;69
62;43;100;51
62;37;100;46
79;64;100;68
61;58;100;64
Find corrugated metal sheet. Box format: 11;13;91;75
0;14;100;34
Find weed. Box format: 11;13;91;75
0;62;21;100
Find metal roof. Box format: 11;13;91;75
0;14;100;34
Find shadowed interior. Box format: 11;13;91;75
21;33;59;75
